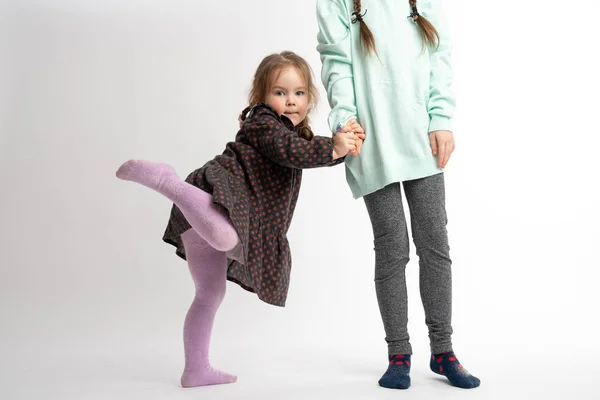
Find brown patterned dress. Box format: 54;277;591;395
163;103;343;306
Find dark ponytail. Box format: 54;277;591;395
409;0;440;48
353;0;378;56
238;105;252;124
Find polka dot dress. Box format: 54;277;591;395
163;103;343;306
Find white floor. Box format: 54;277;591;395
4;340;598;400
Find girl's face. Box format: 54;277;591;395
265;67;309;127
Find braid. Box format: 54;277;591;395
409;0;440;48
353;0;440;55
238;105;252;123
296;119;314;141
353;0;378;56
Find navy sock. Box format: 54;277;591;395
430;351;480;389
378;354;411;389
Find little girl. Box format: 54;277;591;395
317;0;480;390
116;51;364;387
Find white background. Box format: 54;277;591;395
2;0;600;399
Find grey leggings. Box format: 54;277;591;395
363;173;453;355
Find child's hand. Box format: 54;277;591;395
429;130;455;168
333;129;358;158
340;120;366;156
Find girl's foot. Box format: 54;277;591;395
379;354;411;389
430;351;480;389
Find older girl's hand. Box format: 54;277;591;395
429;130;455;168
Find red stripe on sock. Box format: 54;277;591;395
449;357;456;361
437;357;443;363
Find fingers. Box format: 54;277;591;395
430;133;438;156
347;138;364;157
437;141;446;168
338;124;352;133
350;122;364;133
442;141;455;168
344;133;358;142
344;120;366;137
338;122;366;157
429;130;456;167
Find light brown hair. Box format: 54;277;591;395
239;51;319;140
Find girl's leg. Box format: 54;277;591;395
403;173;453;354
116;160;238;251
179;228;237;387
403;173;479;389
364;183;412;389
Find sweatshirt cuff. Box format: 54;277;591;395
329;112;357;134
428;115;453;133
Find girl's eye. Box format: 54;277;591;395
276;91;285;96
296;91;305;96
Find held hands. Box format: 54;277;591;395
343;120;365;156
332;122;453;166
333;119;366;158
332;129;358;159
429;130;455;168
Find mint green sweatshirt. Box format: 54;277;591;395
316;0;455;198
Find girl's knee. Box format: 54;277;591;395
194;285;226;308
208;226;239;252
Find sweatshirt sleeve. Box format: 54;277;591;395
316;0;357;133
242;106;341;169
424;0;456;133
